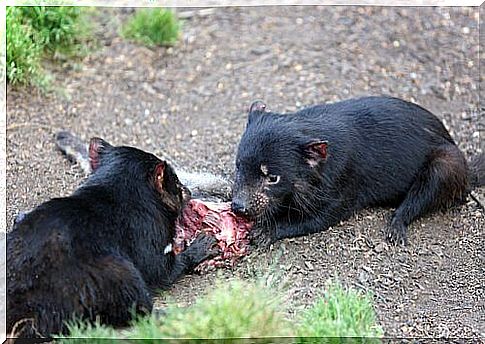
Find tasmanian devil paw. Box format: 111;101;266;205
248;224;272;248
386;218;408;246
188;233;219;263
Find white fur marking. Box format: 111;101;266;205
306;159;318;168
163;243;173;254
261;164;268;175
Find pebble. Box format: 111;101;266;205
374;242;388;253
304;261;314;270
250;46;269;56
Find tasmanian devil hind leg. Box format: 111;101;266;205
88;255;153;328
387;144;468;245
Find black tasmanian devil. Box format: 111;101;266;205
7;137;217;339
231;96;484;245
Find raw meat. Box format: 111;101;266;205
174;199;253;271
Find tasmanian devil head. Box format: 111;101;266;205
231;101;329;220
86;137;187;215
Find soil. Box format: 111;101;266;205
6;6;484;339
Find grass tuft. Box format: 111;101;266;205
122;8;180;47
152;278;291;339
19;6;88;54
6;5;92;85
297;281;383;341
61;320;119;344
6;6;42;84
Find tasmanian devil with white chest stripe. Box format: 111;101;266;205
51;131;254;272
231;96;484;245
7;138;217;340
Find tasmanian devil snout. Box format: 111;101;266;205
231;198;248;216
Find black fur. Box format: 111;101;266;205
232;96;483;245
7;138;216;339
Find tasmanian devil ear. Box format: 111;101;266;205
249;100;266;113
88;137;112;171
247;100;267;126
304;140;328;166
154;162;165;194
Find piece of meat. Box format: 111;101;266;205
174;199;253;272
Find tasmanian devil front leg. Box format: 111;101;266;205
272;204;354;241
163;233;218;285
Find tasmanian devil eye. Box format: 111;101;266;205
267;174;280;185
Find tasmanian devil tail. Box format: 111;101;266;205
469;153;485;188
55;130;232;200
55;130;91;174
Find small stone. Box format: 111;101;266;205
358;271;369;284
250;46;269;56
304;261;314;270
374;242;387;253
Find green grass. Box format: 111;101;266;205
297;282;383;343
19;6;91;57
6;5;92;85
57;278;383;343
153;279;290;339
6;6;42;85
62;320;119;344
121;8;180;47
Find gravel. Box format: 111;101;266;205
6;6;484;339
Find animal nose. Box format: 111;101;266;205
231;199;248;215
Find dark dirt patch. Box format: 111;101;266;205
6;6;484;339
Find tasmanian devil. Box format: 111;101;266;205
231;96;484;245
52;131;253;272
7;137;217;339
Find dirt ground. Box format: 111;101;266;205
6;6;484;339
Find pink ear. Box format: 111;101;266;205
154;163;165;193
88;137;112;171
88;138;102;171
305;140;328;165
249;100;266;113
